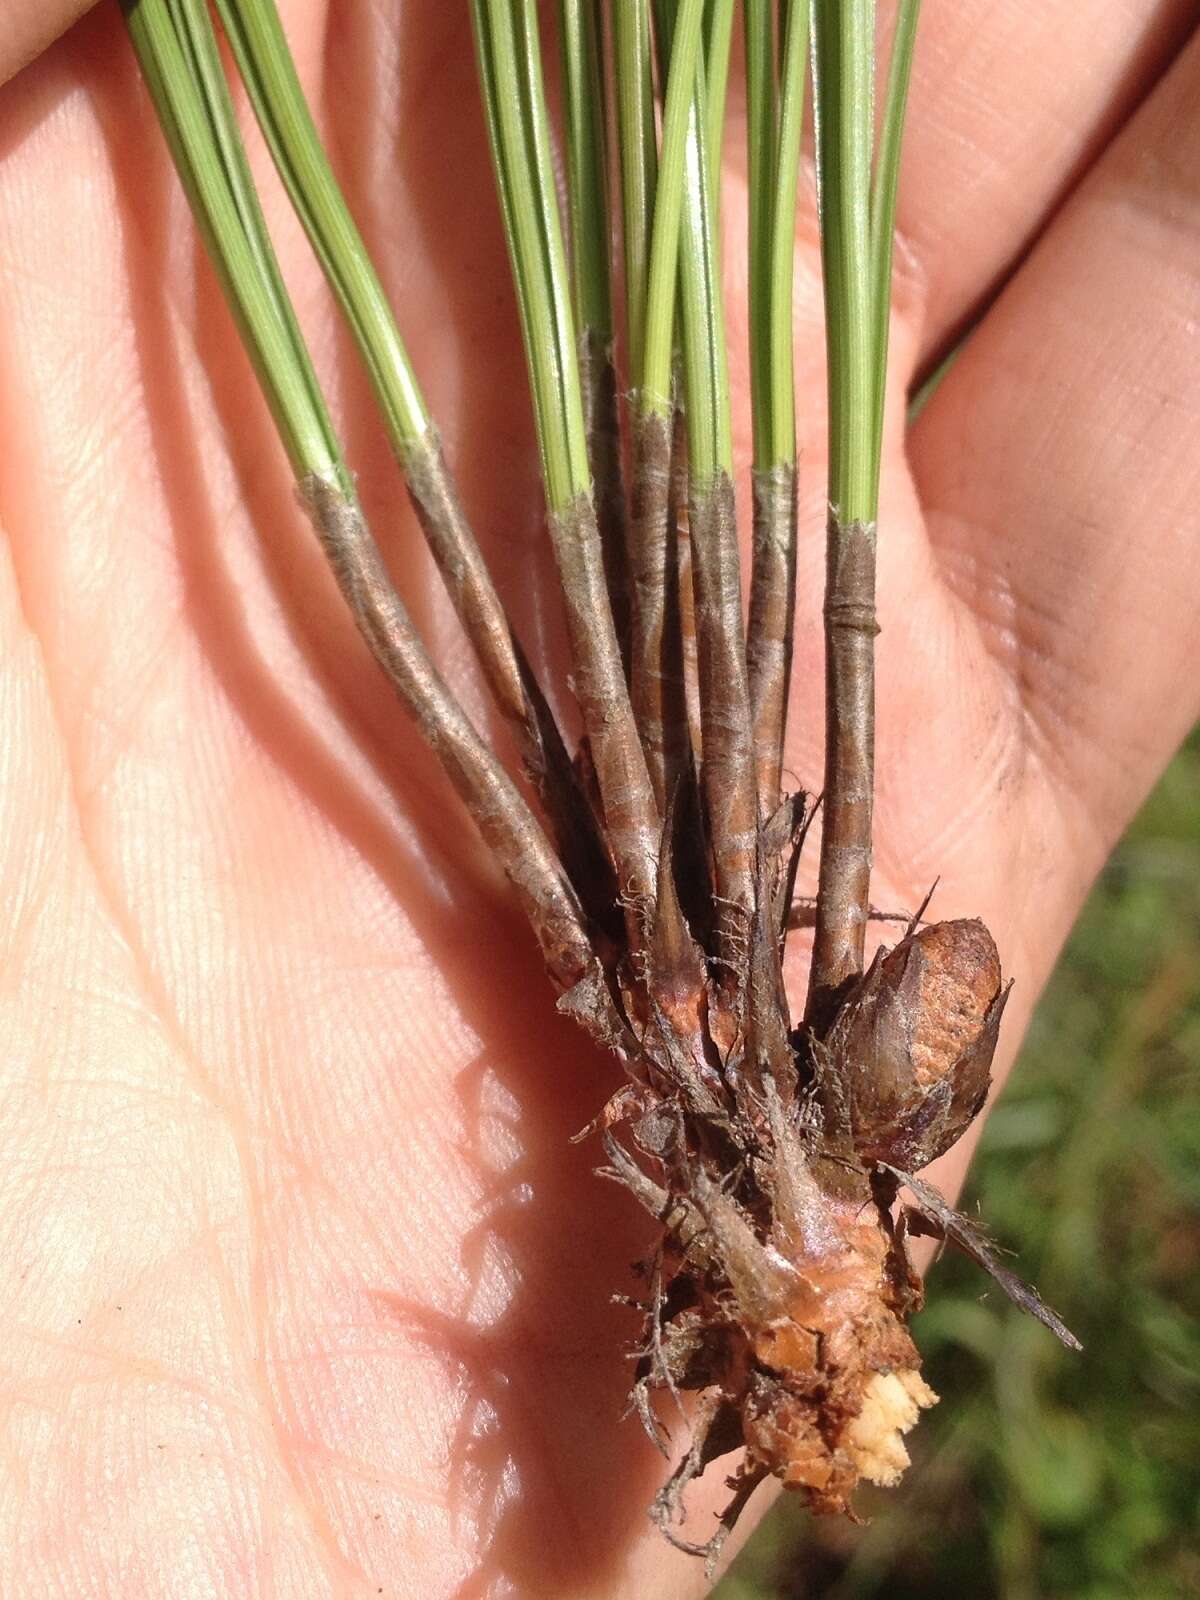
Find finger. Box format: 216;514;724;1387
912;26;1200;866
893;0;1197;371
2;1;96;86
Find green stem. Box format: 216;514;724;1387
127;0;341;483
471;0;590;509
814;0;875;521
560;2;632;665
517;0;593;500
654;0;752;987
743;0;777;469
612;0;658;385
808;1;922;1024
704;0;736;196
766;0;810;467
213;0;428;454
474;0;660;922
676;53;732;484
744;0;809;816
123;0;600;995
557;0;613;341
640;0;705;415
868;0;921;492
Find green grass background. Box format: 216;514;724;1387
716;734;1200;1599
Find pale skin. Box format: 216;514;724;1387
0;2;1197;1596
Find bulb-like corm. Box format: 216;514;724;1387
819;918;1008;1171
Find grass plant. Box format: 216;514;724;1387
122;0;1081;1569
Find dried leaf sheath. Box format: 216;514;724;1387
579;329;633;667
659;0;758;987
747;462;799;817
400;433;547;754
401;430;615;921
557;1;633;666
669;405;703;761
629;408;687;809
473;0;662;927
205;0;616;916
300;475;598;995
547;495;663;919
807;514;879;1028
742;0;807;825
688;473;759;981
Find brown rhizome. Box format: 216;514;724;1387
122;0;1081;1572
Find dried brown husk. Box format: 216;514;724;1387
303;462;1077;1565
747;462;799;818
576;891;1077;1568
304;447;1074;1571
817;917;1010;1171
127;0;1080;1569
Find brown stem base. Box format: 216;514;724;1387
807;513;880;1033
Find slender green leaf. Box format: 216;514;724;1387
470;0;590;509
517;0;592;496
868;0;921;489
677;60;732;482
641;0;706;416
743;0;777;468
213;0;429;454
557;0;613;340
813;0;875;520
612;0;658;386
704;0;736;193
766;0;810;466
124;0;343;484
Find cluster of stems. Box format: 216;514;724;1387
121;3;1087;1560
121;0;921;1036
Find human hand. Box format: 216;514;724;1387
0;4;1196;1595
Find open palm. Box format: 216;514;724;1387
1;3;1197;1596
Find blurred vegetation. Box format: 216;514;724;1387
717;734;1200;1600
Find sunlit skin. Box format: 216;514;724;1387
1;4;1197;1596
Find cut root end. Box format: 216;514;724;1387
846;1368;938;1488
